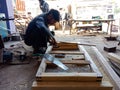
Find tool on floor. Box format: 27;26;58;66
33;53;69;70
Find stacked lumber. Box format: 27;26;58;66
32;42;113;90
92;47;120;90
108;53;120;76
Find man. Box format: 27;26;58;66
24;9;60;54
39;0;49;13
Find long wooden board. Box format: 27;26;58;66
46;60;90;65
52;42;78;50
108;53;120;64
32;81;112;90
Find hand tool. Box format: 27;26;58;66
33;53;69;70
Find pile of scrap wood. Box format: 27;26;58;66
32;42;113;90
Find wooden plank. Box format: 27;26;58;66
36;59;47;77
108;53;120;64
46;60;90;65
57;42;78;45
50;51;85;60
109;61;120;76
32;81;113;90
37;72;101;82
50;51;84;54
52;42;78;50
52;46;78;50
54;54;85;60
92;46;120;90
78;43;96;46
36;46;53;77
79;45;103;78
59;41;96;46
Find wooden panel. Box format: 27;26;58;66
45;60;90;65
36;72;101;82
54;54;85;60
52;42;78;50
109;60;120;76
108;53;120;64
36;59;47;77
79;45;103;77
50;51;85;60
32;81;113;90
50;51;84;54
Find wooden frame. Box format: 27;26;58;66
32;43;113;90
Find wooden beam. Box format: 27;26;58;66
108;53;120;64
36;46;53;77
36;59;47;78
38;72;101;82
109;61;120;76
50;51;84;54
78;45;102;78
32;81;113;90
92;46;120;90
52;42;78;50
46;60;90;65
78;43;96;46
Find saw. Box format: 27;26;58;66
33;53;69;70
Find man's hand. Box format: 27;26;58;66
49;37;57;46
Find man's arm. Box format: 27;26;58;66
36;19;57;45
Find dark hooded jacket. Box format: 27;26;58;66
24;13;49;48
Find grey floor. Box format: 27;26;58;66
0;30;120;90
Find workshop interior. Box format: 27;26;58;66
0;0;120;90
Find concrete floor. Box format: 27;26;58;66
0;30;120;90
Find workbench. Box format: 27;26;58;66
69;19;115;34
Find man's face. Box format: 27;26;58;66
49;19;57;25
47;14;57;25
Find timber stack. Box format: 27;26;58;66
32;42;113;90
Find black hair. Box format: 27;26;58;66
48;9;60;22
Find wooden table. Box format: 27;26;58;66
69;19;115;35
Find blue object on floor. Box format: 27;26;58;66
0;13;8;38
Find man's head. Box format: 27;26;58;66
39;0;44;5
46;9;60;25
